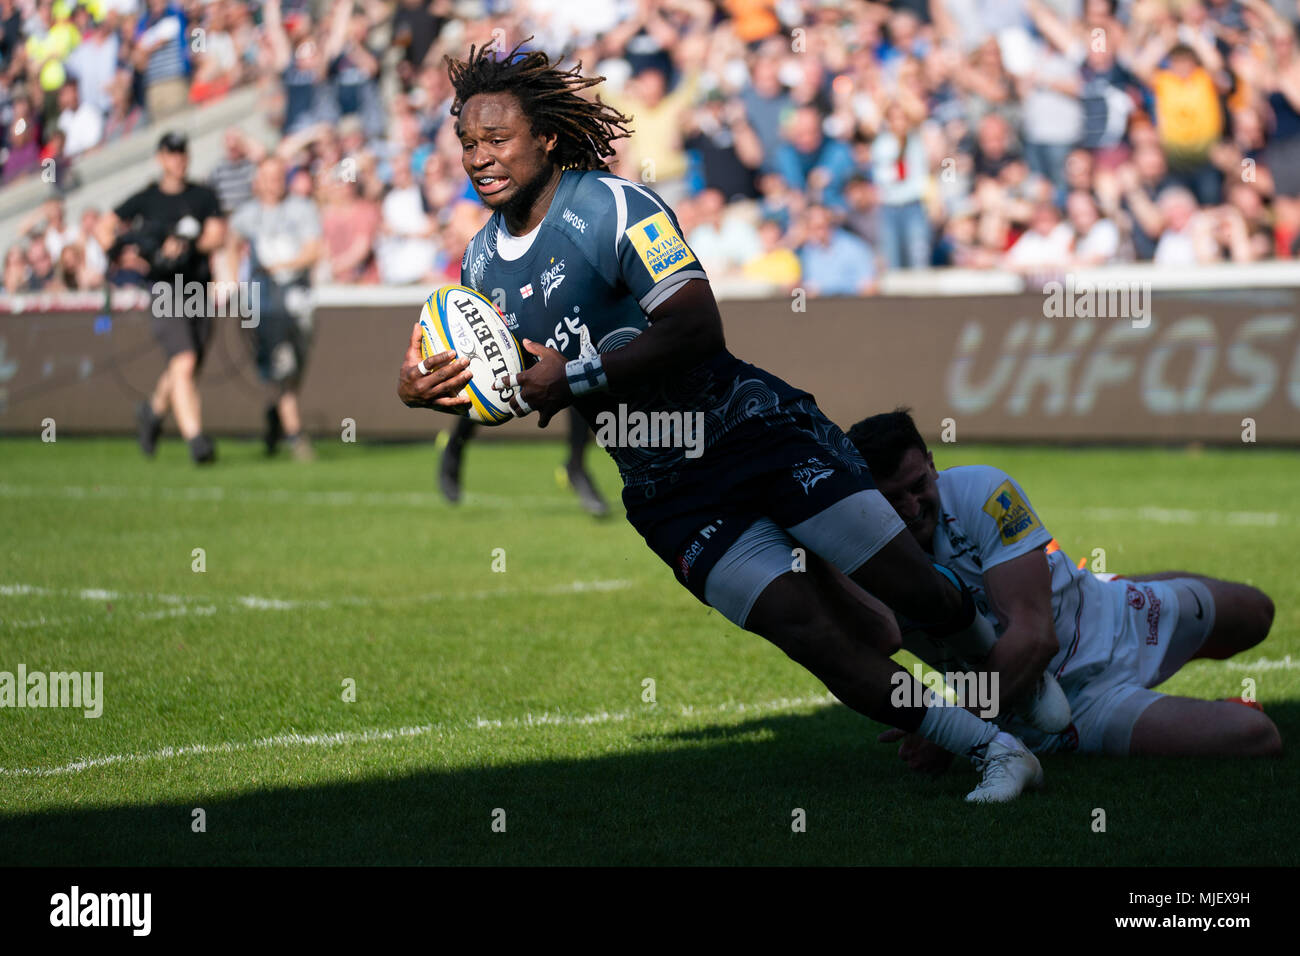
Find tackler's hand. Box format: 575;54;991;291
877;728;956;776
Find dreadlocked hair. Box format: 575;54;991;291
446;39;632;172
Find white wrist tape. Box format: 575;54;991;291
565;356;608;396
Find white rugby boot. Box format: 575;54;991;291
965;732;1044;804
1012;672;1072;734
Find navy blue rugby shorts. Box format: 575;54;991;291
624;402;880;605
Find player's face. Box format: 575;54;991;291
875;446;940;552
457;92;557;213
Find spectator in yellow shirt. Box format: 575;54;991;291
1151;47;1222;164
1131;36;1229;205
608;65;698;203
743;217;801;291
25;0;82;96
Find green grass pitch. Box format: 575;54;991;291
1;435;1297;865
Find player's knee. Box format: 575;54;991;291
1239;712;1282;758
876;614;903;656
1247;589;1275;646
749;573;896;681
1223;586;1275;653
1202;584;1274;658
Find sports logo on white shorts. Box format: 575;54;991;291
793;458;834;494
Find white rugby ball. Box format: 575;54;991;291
419;284;525;425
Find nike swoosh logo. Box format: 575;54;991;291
1188;587;1204;620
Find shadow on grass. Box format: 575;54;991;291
2;702;1296;866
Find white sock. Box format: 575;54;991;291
917;692;998;756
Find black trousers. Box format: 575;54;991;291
448;407;591;464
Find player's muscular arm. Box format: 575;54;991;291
506;279;727;427
601;279;726;388
982;549;1059;712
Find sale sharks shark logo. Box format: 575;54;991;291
540;257;566;307
792;457;835;494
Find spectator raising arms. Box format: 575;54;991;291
133;0;190;121
326;0;383;138
189;0;241;104
264;0;333;134
8;0;1300;298
1130;34;1228;206
391;0;449;91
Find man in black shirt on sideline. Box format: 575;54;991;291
98;132;227;463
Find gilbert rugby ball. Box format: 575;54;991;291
419;285;525;425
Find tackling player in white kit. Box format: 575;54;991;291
848;409;1281;771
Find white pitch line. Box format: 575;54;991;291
0;579;636;623
2;605;217;629
0;482;570;509
0;693;839;778
3;483;1292;525
0;584;189;604
1222;655;1297;671
1063;506;1291;527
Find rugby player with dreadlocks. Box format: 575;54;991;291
397;43;1066;802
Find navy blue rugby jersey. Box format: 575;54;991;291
459;169;814;494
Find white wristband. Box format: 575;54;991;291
565;356;608;396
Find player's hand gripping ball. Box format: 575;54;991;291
494;338;572;427
414;285;526;425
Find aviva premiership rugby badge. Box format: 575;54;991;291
627;212;696;280
982;480;1040;544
